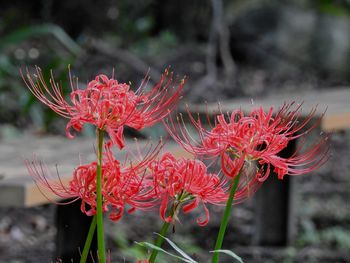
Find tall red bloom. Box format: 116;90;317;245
149;152;231;226
25;144;160;221
22;67;185;148
165;103;330;181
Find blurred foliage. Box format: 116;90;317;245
131;30;178;58
0;24;80;132
297;196;350;249
112;227;149;262
0;24;82;55
0;0;187;133
1;0;350;132
111;0;155;45
300;196;350;221
297;219;350;250
111;221;203;263
313;0;350;16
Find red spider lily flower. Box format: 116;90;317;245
148;152;230;226
22;67;185;149
165;103;330;181
25;143;161;221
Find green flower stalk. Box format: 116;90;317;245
80;215;97;263
96;129;106;263
211;172;241;263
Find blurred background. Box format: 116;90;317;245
0;0;350;262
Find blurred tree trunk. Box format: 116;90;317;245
190;0;239;101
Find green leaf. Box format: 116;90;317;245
0;24;83;56
154;233;197;263
210;249;244;263
136;242;196;263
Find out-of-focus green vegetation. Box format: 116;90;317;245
297;195;350;250
0;0;185;134
0;24;80;132
298;221;350;250
0;21;180;134
1;0;350;135
313;0;350;16
111;221;203;263
131;30;178;58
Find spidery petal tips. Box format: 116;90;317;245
22;66;185;149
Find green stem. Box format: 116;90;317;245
211;171;242;263
96;129;106;263
80;215;97;263
148;220;171;263
148;201;181;263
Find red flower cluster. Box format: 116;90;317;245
148;152;228;226
24;67;185;222
24;67;330;227
26;145;159;221
22;67;185;149
165;103;330;183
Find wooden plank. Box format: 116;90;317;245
189;87;350;131
0;136;95;207
0;135;192;207
322;112;350;132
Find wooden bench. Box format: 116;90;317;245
190;87;350;246
0;135;192;262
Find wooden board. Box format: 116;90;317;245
0;135;192;207
189;87;350;132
